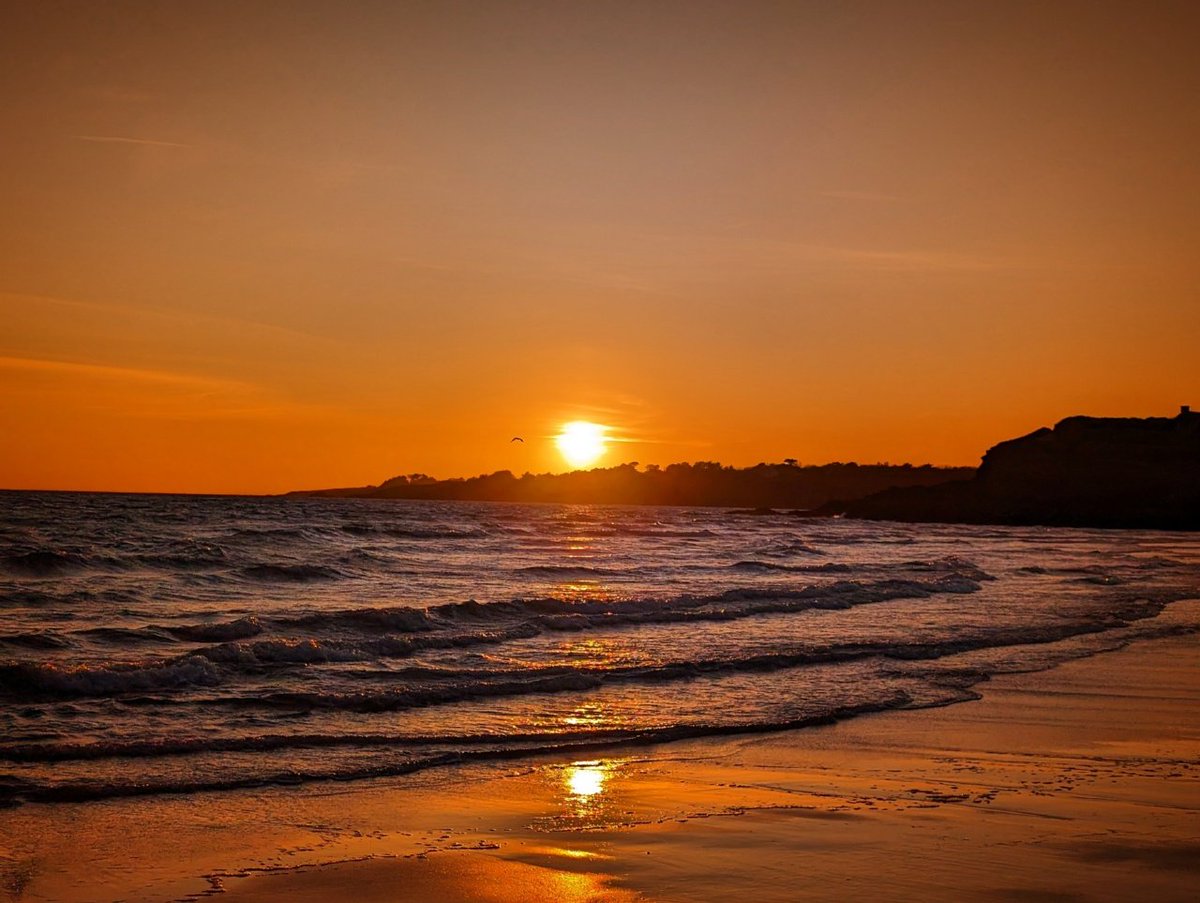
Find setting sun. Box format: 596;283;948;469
555;421;609;469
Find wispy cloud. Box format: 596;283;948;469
0;355;330;421
74;135;191;148
0;291;334;348
0;355;249;391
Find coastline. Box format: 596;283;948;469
3;604;1197;902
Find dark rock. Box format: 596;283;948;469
829;409;1200;530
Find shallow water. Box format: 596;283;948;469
1;491;1198;804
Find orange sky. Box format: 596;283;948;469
2;2;1198;494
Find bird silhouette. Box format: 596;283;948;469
511;437;524;443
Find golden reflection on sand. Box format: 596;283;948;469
218;851;639;902
549;869;608;900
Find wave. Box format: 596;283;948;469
728;561;852;574
0;697;911;804
2;550;90;576
226;526;324;541
610;527;717;539
4;546;235;577
13;583;1165;708
0;577;985;700
0;587;145;608
166;617;264;642
0;631;71;650
284;606;436;632
1015;565;1122;585
804;532;916;546
1131;556;1186;569
755;540;826;557
339;523;487;540
0;656;223;697
1073;575;1123;586
729;555;993;582
514;565;622;578
267;575;984;640
336;548;393;566
132;547;230;570
208;620;1156;715
76;626;176;645
21;608;1154;765
896;557;996;581
239;564;347;582
191;623;542;668
7;684;940;767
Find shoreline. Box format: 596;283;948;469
3;612;1197;902
225;627;1200;903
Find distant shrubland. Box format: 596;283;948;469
288;460;974;510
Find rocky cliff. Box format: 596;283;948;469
832;409;1200;530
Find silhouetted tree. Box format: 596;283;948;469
294;459;974;509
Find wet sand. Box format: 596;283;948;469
2;627;1198;902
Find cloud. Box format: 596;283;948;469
0;355;331;422
0;291;333;348
74;135;191;148
0;355;250;391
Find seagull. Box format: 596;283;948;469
511;437;524;443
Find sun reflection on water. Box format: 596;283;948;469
536;758;637;832
554;581;610;600
566;762;607;798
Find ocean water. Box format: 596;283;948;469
1;491;1198;806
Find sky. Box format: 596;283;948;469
2;1;1198;493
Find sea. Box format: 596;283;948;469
1;491;1198;806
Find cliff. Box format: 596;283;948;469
830;409;1200;530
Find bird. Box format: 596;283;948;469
510;437;524;443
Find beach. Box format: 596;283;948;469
3;613;1196;902
6;2;1200;899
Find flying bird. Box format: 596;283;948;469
511;437;524;443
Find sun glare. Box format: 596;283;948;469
555;421;608;469
566;762;607;798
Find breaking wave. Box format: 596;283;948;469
0;577;988;700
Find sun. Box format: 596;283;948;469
555;421;608;469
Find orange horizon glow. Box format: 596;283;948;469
2;4;1198;495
